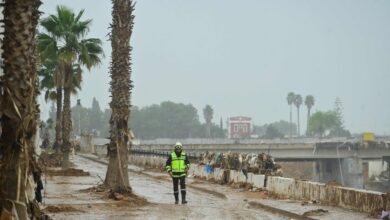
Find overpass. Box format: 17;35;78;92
130;138;390;190
132;138;390;161
87;137;390;189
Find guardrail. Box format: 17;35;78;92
130;149;199;160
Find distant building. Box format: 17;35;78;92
227;116;252;139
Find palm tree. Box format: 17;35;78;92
104;0;134;191
38;6;103;168
38;59;63;152
203;105;214;138
304;95;315;136
286;92;295;138
294;94;303;136
38;60;83;153
0;0;41;216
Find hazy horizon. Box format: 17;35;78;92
39;0;390;135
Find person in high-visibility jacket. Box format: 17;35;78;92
165;142;190;204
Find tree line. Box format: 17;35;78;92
38;5;104;168
0;0;134;219
286;92;351;138
42;94;351;141
44;100;226;140
39;0;134;196
1;0;136;215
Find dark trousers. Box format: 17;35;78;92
172;176;186;201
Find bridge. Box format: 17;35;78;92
86;137;390;190
131;138;390;161
129;138;390;190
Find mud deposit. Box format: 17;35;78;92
43;205;83;213
81;185;149;206
42;154;377;220
45;168;90;176
325;180;342;187
303;209;329;217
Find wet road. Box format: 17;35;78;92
44;155;375;220
44;155;287;219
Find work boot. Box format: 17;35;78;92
181;191;187;204
174;192;179;204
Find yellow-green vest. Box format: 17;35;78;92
171;152;187;176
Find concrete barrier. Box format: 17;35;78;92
320;186;384;213
127;155;386;214
229;170;237;183
129;155;165;170
251;174;266;188
267;177;324;201
266;176;384;213
266;176;295;197
238;171;247;183
188;164;197;176
385;193;390;211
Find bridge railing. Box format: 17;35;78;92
130;149;199;160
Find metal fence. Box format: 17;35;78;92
130;149;199;160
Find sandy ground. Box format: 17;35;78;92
41;154;377;220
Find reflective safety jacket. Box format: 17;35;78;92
165;151;190;178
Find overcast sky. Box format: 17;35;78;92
40;0;390;134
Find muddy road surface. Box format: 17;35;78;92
43;155;375;220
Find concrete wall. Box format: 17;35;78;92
314;158;364;189
128;155;166;170
267;176;384;213
128;155;388;214
369;160;387;177
127;155;266;187
80;135;94;153
94;145;106;156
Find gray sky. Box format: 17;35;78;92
40;0;390;134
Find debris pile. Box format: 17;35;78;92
38;152;62;167
199;151;283;176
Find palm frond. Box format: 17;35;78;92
37;33;58;60
38;5;104;98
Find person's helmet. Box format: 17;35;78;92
174;142;182;150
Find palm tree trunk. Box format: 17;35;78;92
61;69;72;169
289;105;292;138
54;87;62;152
0;0;41;217
297;107;300;136
306;108;311;136
104;0;134;191
206;123;211;138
